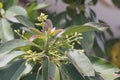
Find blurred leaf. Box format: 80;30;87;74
89;56;120;80
5;6;28;23
32;3;49;10
0;51;25;67
106;28;114;37
62;0;76;4
84;22;109;31
0;39;31;58
90;9;98;22
93;39;105;57
66;6;76;17
62;23;108;36
52;12;69;29
0;60;27;80
21;73;41;80
0;19;14;42
16;15;35;28
1;0;18;9
71;12;88;25
60;64;85;80
27;2;38;21
67;50;95;76
92;0;98;5
80;31;95;54
112;0;120;8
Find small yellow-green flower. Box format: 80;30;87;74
0;2;3;9
35;13;48;27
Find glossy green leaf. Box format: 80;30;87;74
112;0;120;8
67;50;95;76
89;56;120;80
60;64;85;80
0;60;26;80
0;39;31;57
16;15;35;27
5;6;28;23
0;51;25;67
80;31;95;54
0;19;14;42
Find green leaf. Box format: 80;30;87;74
112;0;120;8
1;0;19;9
52;12;69;29
0;19;14;42
67;50;95;76
0;39;31;57
27;2;38;21
16;15;35;28
84;22;109;31
42;60;60;80
60;64;85;80
92;0;98;5
0;60;27;80
5;6;28;23
0;51;25;67
89;56;120;80
42;60;49;80
21;73;41;80
32;3;49;10
48;62;60;80
62;23;108;36
80;31;95;54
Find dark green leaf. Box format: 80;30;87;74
0;60;26;80
92;0;98;5
5;6;27;23
0;19;14;42
0;39;31;57
42;60;49;80
60;64;85;80
80;31;95;54
1;0;19;9
21;73;41;80
16;15;35;27
52;12;69;29
71;12;88;25
67;50;95;76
